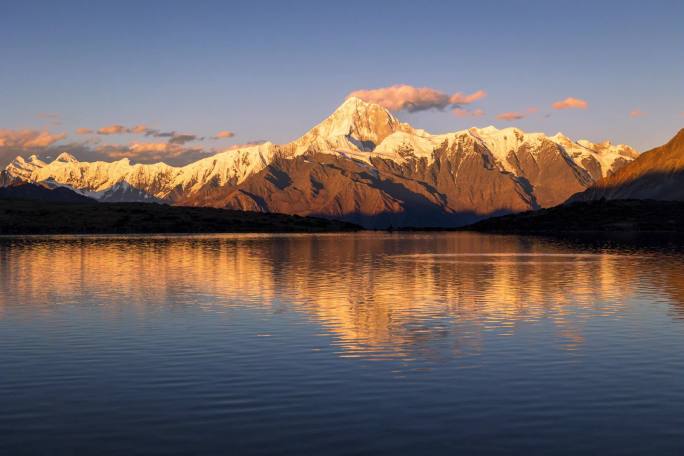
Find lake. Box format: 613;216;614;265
1;233;683;455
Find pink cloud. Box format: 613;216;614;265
75;128;93;135
552;97;588;110
452;108;485;118
496;112;526;121
97;124;128;135
129;124;151;134
93;124;203;145
448;90;487;105
629;109;646;118
0;129;67;148
214;130;235;139
348;84;487;112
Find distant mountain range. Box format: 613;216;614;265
466;129;684;233
570;128;684;202
2;97;639;227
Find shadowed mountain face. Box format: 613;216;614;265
570;129;684;202
177;150;536;228
3;98;638;227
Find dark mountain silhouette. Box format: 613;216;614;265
0;183;96;204
0;200;360;234
465;199;684;233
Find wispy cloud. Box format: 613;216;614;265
214;130;235;139
75;128;93;135
130;124;151;134
97;142;209;163
97;124;128;135
167;134;199;145
494;107;538;122
452;108;485;118
448;90;487;105
348;84;487;112
495;112;526;121
93;124;205;146
552;97;588;110
629;109;646;118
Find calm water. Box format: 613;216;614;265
1;233;684;455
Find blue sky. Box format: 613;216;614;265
1;0;683;164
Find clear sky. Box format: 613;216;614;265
1;0;683;165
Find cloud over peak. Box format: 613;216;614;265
348;84;487;112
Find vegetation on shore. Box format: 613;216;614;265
0;199;361;234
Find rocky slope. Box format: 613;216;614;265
570;129;684;202
3;97;638;227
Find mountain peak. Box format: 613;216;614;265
55;152;78;163
339;95;369;108
294;97;413;152
332;96;396;120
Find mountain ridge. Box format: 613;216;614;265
3;98;639;227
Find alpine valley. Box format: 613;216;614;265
1;97;639;228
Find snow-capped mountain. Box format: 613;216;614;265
3;97;638;227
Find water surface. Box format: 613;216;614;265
1;233;683;455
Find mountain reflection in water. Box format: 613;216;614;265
1;233;681;361
2;233;684;455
